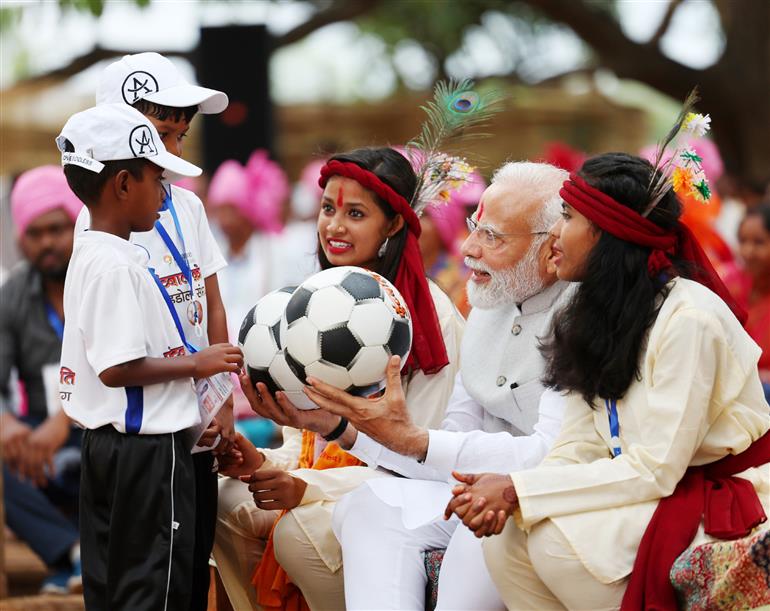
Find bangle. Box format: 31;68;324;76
322;417;348;442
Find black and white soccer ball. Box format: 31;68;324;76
238;286;316;410
281;266;412;397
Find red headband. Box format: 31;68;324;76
317;159;448;374
319;160;422;237
560;173;747;325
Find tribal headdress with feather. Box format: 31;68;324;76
405;79;503;215
644;87;713;216
559;88;745;325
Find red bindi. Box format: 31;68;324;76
477;201;485;221
336;187;344;208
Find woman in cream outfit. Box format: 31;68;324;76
446;152;769;610
213;147;464;610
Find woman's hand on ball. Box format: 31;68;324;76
238;372;286;422
239;371;339;434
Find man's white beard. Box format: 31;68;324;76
465;252;545;309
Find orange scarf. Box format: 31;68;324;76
252;430;364;610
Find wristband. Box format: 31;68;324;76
322;417;348;442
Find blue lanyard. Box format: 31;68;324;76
149;267;198;354
154;187;199;328
605;398;622;457
44;302;64;341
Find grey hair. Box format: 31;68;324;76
491;161;566;233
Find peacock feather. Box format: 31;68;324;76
406;79;503;215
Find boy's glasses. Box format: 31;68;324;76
465;217;549;250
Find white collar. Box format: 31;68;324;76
79;230;151;267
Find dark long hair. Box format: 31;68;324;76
317;147;417;283
540;153;684;406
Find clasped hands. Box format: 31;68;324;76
444;471;519;538
0;410;71;487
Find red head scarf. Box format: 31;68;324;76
559;172;747;325
319;160;449;374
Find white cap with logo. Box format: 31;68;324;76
96;52;228;114
56;104;202;180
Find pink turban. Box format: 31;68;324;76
174;176;203;197
10;166;82;237
299;159;326;202
207;150;289;233
425;172;486;253
290;158;326;218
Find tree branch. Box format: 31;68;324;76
11;46;192;89
13;0;384;87
272;0;382;49
519;0;703;99
535;66;598;86
650;0;683;46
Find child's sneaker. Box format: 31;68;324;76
39;569;70;595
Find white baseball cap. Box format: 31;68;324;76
96;52;228;114
56;104;202;180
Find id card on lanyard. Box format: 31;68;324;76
605;398;622;457
150;187;231;451
155;187;204;339
150;267;232;452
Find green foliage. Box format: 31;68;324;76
0;6;22;34
358;0;586;84
57;0;150;18
359;0;502;57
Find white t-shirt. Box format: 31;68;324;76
75;185;227;349
60;231;200;434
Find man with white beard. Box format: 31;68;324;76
303;161;572;610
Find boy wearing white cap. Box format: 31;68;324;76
57;103;243;611
75;52;232;609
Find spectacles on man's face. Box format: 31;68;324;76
465;217;550;250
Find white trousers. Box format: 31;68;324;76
334;483;505;611
483;518;627;611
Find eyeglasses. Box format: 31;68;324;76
465;217;550;250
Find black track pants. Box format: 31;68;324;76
80;426;195;611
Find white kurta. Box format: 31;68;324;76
508;278;770;583
330;281;572;610
344;281;572;529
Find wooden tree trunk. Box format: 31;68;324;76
522;0;770;189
